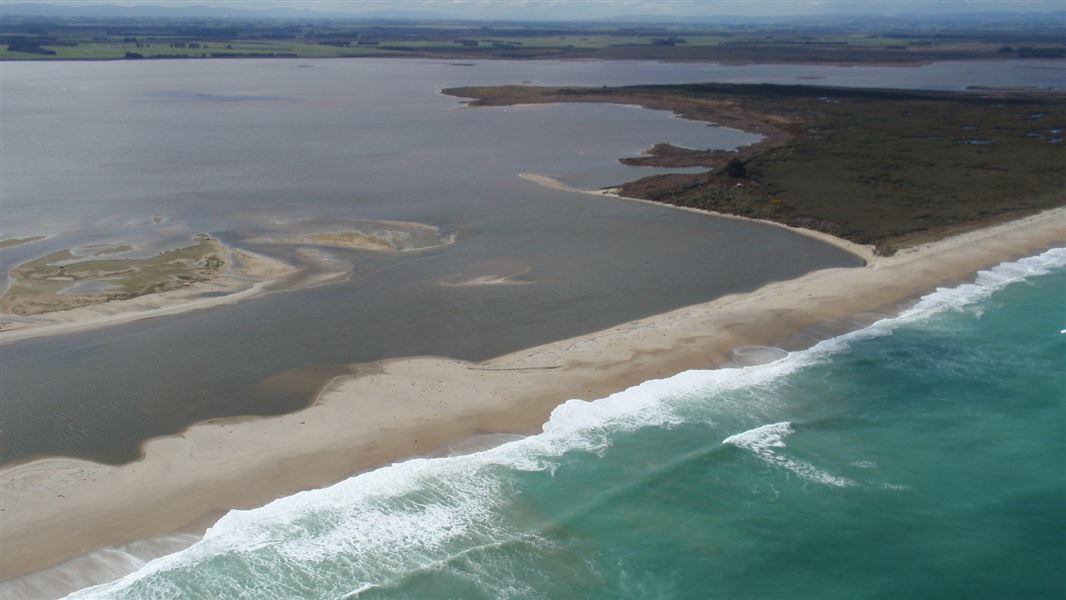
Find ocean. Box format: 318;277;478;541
59;249;1065;599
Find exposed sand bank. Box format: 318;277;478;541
1;207;1063;587
0;245;295;345
438;259;535;287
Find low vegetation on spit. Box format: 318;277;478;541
445;83;1065;254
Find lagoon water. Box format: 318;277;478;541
3;58;1062;464
53;250;1066;599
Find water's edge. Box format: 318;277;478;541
5;246;1062;600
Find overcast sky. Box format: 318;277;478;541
6;0;1065;19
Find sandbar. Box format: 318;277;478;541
1;206;1062;586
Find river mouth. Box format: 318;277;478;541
11;57;1040;464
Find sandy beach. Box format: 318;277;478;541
518;172;879;262
1;205;1063;589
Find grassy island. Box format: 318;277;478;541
2;235;227;316
444;83;1065;254
250;220;453;253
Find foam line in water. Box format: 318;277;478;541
722;422;855;487
722;421;795;450
66;247;1066;599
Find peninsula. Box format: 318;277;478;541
443;83;1065;254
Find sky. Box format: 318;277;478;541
4;0;1065;20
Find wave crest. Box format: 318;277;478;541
66;247;1066;599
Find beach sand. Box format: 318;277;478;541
1;206;1063;588
518;172;878;262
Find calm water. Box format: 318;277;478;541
1;58;1061;464
53;249;1066;599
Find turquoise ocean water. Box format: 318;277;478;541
69;249;1066;599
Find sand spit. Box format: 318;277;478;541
1;207;1063;587
519;172;877;263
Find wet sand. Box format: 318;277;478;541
2;207;1062;585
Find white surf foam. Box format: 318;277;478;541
722;422;855;488
722;421;795;450
901;248;1066;323
65;247;1066;599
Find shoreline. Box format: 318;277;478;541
1;207;1063;586
447;83;1066;255
517;172;878;263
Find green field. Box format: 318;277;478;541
2;18;1064;62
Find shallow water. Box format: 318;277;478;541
49;249;1065;599
1;58;1060;463
56;280;116;296
0;59;844;464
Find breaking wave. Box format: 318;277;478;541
65;248;1066;599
